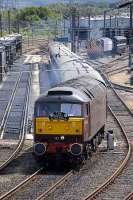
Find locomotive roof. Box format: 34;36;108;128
0;36;17;43
48;42;105;84
36;86;90;103
98;37;112;43
36;75;106;104
113;36;127;40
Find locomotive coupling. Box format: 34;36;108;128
69;143;83;156
34;143;47;156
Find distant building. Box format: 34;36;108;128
118;0;133;8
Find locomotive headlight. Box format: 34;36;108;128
60;136;65;140
69;143;83;156
34;143;47;156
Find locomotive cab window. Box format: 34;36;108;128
35;102;82;117
61;103;81;116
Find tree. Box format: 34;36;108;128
16;6;50;23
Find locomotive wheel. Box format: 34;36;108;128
84;149;88;160
91;138;97;152
71;157;82;171
95;135;99;147
101;127;105;139
55;152;62;170
55;160;61;170
98;133;103;144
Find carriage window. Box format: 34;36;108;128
35;103;81;117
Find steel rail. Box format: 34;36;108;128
106;54;128;66
0;72;32;171
106;65;127;74
36;170;73;200
22;39;48;54
0;170;73;200
111;82;133;92
124;192;133;200
95;54;128;76
82;73;132;200
0;72;22;137
83;106;131;200
0;168;43;200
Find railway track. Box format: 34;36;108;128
35;170;73;200
85;54;128;76
104;55;128;75
82;74;133;200
38;109;127;200
0;73;21;135
124;191;133;200
22;38;48;55
0;168;42;200
0;37;47;172
106;64;127;75
0;169;73;200
0;71;31;171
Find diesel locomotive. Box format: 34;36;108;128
33;75;107;166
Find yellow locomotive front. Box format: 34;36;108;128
34;99;84;163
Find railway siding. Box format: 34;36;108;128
2;72;31;140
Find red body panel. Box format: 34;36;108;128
46;143;69;154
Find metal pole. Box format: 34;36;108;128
55;20;58;37
109;15;112;27
117;11;119;35
8;10;11;34
71;10;76;53
0;13;2;37
103;11;106;37
77;15;80;52
130;4;133;28
117;12;119;27
17;19;19;33
63;18;65;35
114;14;117;36
88;13;91;40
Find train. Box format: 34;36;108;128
88;36;127;58
0;33;22;81
113;35;127;55
48;41;104;84
33;42;107;167
97;37;113;56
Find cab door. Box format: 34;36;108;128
83;103;90;141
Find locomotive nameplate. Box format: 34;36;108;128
49;112;69;121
